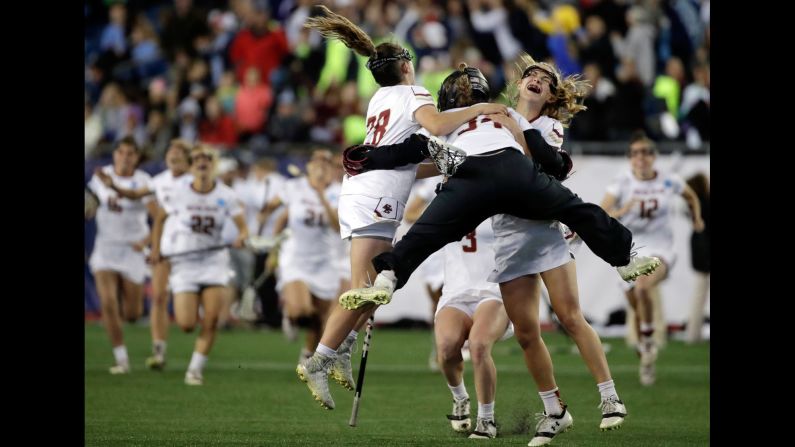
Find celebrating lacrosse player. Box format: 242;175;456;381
296;5;509;410
97;139;194;371
150;145;248;385
600;131;704;386
272;150;343;365
87;137;158;375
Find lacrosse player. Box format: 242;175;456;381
96;139;194;371
434;218;513;439
149;145;248;385
600;132;704;387
272;150;343;366
340;64;665;445
87;137;158;375
296;5;509;410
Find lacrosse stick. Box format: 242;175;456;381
151;234;284;259
349;314;375;427
426;136;467;187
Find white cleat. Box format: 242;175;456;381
599;396;627;430
528;406;573;446
109;364;130;375
296;353;335;409
469;418;497;439
184;369;203;386
330;337;356;391
617;255;662;282
145;356;166;371
339;272;396;310
447;397;471;432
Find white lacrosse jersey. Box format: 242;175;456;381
605;169;686;249
238;172;287;237
523;114;565;148
440;107;528;155
277;177;340;263
88;166;154;244
440;219;501;303
341;85;435;205
162;181;243;255
152;170;193;209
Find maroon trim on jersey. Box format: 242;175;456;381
552;127;564;139
527;113;542;124
411;87;432;97
190;180;218;195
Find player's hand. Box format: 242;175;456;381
693;216;705;233
148;250;162;264
131;240;147;252
232;235;246;249
95;168;114;187
476;103;508;116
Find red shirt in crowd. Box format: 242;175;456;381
229;27;289;86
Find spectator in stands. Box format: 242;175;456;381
160;0;210;60
610;5;656;87
130;15;162;68
569;62;614;141
680;62;709;146
216;71;238;115
199;96;238;149
144;109;173;160
234;67;274;141
606;58;645;140
86;102;103;159
577;15;617;82
176;97;200;143
653;56;685;118
228;1;289;87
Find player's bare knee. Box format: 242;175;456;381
438;340;463;363
467;339;491;364
557;310;585;334
514;327;542;350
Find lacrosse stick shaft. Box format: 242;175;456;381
349;315;375;427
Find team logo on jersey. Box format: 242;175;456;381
382;204;393;214
217;198;226;207
663;179;672;189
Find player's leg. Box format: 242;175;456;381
542;262;626;430
435;306;473;433
94;270;129;374
500;274;573;446
628;262;668;386
146;260;171;370
467;300;510;439
182;286;225;385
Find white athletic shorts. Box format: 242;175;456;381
338;194;404;240
435;294;514;341
276;250;339;301
169;249;233;294
89;240;148;284
488;215;573;284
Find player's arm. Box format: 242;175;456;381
149;206;169;263
231;213;250;248
94;168;153;199
600;193;638;218
414;103;508;136
133;200;160;252
681;184;705;232
271;209;289;236
404;196;428;224
257;196;284;232
316;191;340;233
342;134;430;175
416;162;441;179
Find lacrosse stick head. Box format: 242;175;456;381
427;136;467;177
246;230;290;253
342;144;372;176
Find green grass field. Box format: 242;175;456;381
85;322;709;446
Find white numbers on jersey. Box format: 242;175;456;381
365;109;392;145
